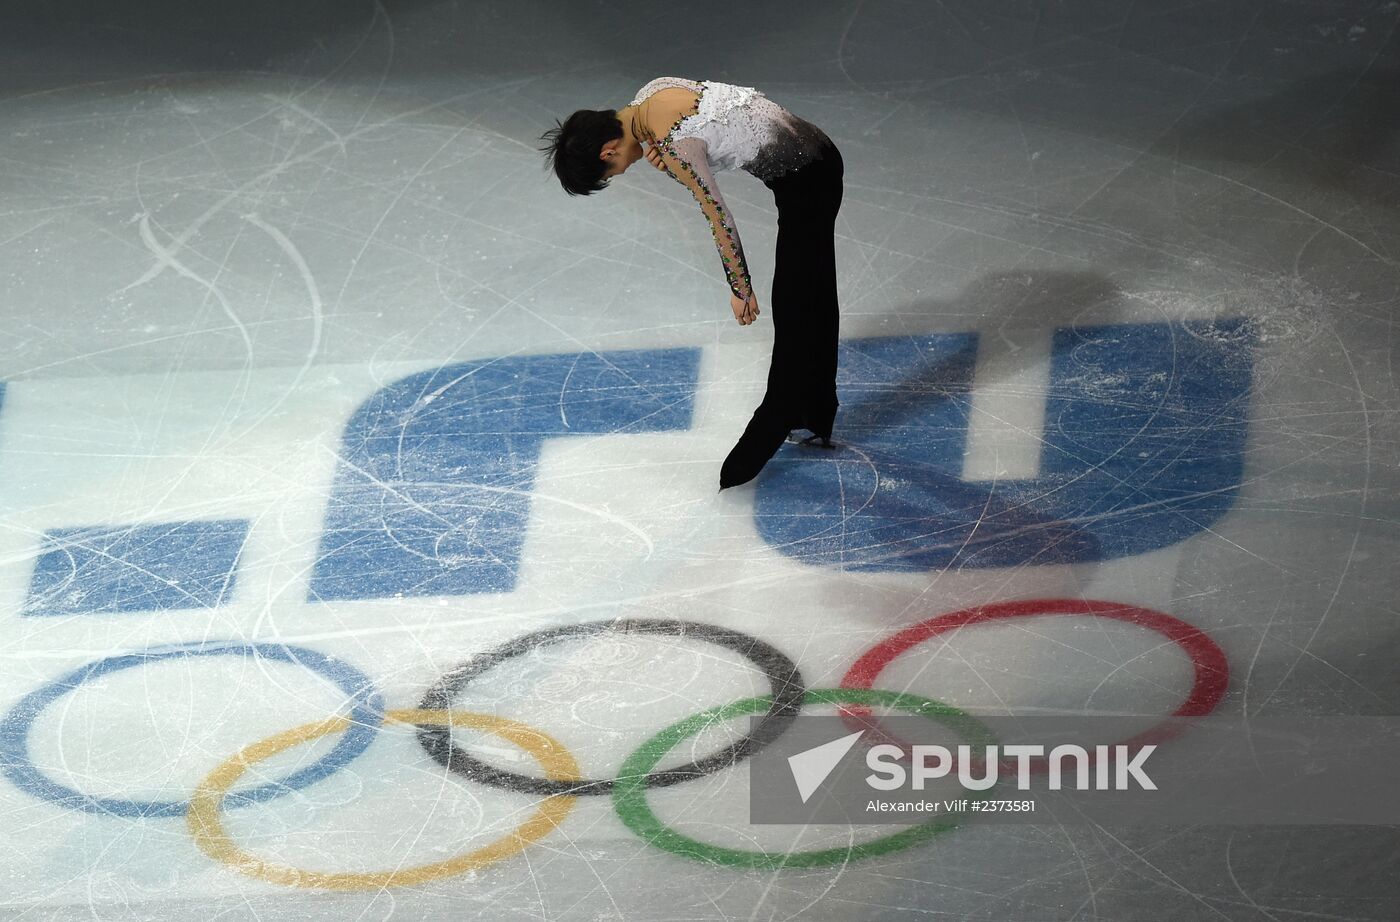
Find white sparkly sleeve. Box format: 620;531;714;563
654;135;754;303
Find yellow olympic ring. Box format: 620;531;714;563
187;708;580;891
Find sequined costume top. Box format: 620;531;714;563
628;77;834;303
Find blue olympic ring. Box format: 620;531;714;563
0;641;384;818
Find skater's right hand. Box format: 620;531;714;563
731;292;759;325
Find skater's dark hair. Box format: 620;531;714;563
538;109;624;196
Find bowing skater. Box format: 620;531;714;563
539;76;844;489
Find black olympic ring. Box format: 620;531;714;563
416;618;805;796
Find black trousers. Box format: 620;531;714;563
757;139;844;435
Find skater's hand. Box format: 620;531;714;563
731;292;759;325
643;140;667;171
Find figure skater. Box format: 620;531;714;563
539;77;844;489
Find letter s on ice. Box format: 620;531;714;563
865;744;906;790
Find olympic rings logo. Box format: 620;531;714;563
0;600;1230;889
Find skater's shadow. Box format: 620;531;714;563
756;270;1123;571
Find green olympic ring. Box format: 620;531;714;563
611;687;999;869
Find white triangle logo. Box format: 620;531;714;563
787;730;865;804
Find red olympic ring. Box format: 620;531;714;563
838;598;1230;771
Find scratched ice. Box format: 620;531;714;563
1;1;1398;920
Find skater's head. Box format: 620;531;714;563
539;108;625;196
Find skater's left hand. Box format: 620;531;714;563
643;140;667;171
731;292;760;325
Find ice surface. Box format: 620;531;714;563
1;1;1398;919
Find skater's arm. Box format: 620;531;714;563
649;136;755;305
